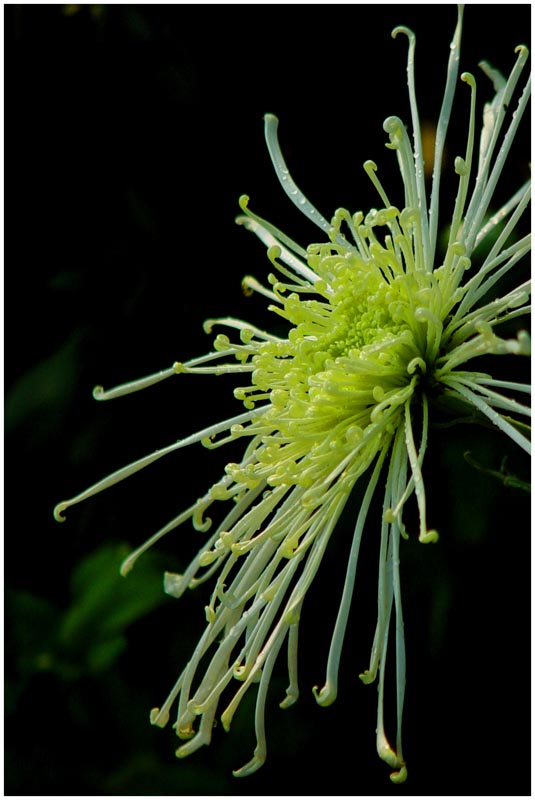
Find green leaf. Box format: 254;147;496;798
59;542;169;673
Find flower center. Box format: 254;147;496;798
227;225;438;495
308;248;408;359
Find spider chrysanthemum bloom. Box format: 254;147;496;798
54;7;530;783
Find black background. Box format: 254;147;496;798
6;4;531;796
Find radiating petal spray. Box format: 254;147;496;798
55;6;530;783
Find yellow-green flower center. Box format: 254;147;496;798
228;221;440;499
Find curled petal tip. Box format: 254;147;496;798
150;707;169;728
419;529;439;544
53;502;68;522
390;765;408;784
234;214;249;228
359;669;376;685
377;738;402;771
175;737;201;759
461;71;476;87
119;555;134;577
232;748;266;778
391;24;412;40
514;44;529;59
220;710;233;733
279;687;299;709
263;112;278;126
312;683;337;707
176;723;195;741
92;385;104;400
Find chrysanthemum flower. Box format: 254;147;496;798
54;6;530;784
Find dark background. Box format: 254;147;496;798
6;4;531;796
